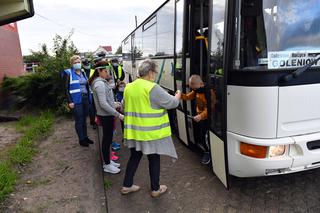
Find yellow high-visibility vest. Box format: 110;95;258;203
109;63;123;80
124;78;171;141
89;69;95;78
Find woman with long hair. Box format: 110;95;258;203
89;61;124;174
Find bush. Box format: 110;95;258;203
1;32;79;113
2;72;64;110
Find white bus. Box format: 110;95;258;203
122;0;320;188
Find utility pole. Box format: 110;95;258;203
135;15;138;28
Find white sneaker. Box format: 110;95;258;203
103;160;120;168
103;164;120;174
110;160;120;168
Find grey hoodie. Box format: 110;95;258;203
92;77;120;117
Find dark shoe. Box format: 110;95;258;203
79;140;89;147
201;152;211;165
92;124;97;130
85;137;94;144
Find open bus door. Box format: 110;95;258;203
206;0;229;188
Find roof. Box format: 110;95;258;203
101;46;112;52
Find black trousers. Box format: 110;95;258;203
89;101;96;126
123;148;160;191
100;116;114;165
194;119;209;152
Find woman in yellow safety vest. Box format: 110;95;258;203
120;59;181;198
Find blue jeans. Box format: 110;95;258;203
115;91;123;102
73;96;89;141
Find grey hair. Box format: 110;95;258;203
138;59;158;77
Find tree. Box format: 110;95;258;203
3;31;79;112
115;45;122;54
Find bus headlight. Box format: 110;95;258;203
269;145;286;157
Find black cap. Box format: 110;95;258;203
82;58;90;66
111;58;118;63
97;51;106;58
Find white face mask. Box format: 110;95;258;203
112;63;118;67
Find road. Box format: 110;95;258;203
106;132;320;213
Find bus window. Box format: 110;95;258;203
175;0;184;56
134;27;143;59
232;0;268;70
210;0;226;136
264;1;320;53
157;0;174;56
122;37;131;61
142;16;157;58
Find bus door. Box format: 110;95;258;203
187;0;210;149
174;0;190;146
207;0;229;188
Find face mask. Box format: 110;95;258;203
73;63;81;70
83;65;90;70
193;86;206;94
112;63;118;67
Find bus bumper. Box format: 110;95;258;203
227;132;320;177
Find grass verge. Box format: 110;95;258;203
0;111;54;202
104;177;112;190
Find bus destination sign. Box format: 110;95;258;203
268;51;320;69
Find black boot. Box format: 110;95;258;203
79;139;89;147
85;137;94;144
201;152;211;165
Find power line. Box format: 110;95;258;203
35;13;106;39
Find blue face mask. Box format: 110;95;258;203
73;63;81;70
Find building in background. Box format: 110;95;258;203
93;45;113;56
0;23;24;83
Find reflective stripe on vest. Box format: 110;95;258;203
123;78;171;141
65;68;92;104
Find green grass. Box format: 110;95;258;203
104;177;112;190
0;111;54;202
0;162;16;202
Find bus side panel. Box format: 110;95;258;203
177;109;188;145
278;84;320;137
123;60;132;82
227;85;278;138
157;58;175;91
133;59;142;80
133;58;175;92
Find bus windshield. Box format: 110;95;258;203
264;1;320;69
264;1;320;52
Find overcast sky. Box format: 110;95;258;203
18;0;165;55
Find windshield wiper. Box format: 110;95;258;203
280;55;320;83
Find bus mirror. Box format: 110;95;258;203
0;0;35;26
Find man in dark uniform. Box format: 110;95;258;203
82;58;96;129
109;58;125;102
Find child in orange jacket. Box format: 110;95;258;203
181;74;215;164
